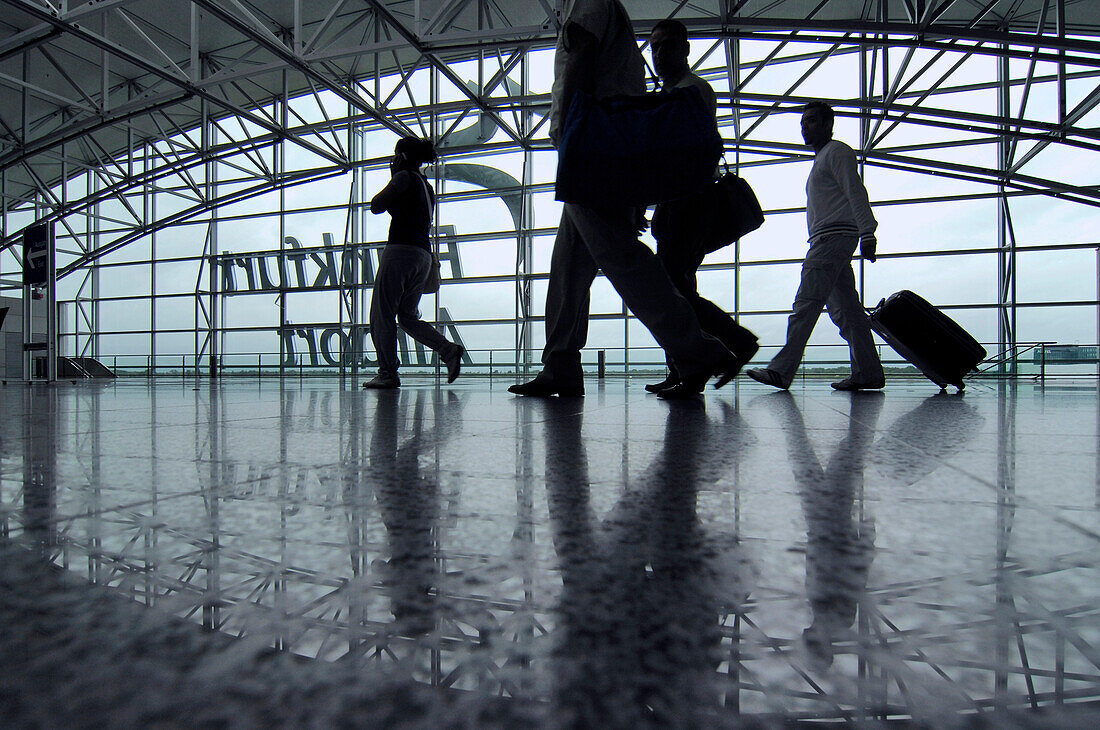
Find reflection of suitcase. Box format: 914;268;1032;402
868;290;986;391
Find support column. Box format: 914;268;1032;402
345;100;359;379
517;54;534;377
91;171;100;362
47;221;56;383
1057;0;1067;136
279;80;288;378
207;100;220;377
149;139;157;373
997;45;1017;375
727;33;741;327
432;63;441;379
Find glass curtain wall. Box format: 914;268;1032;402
2;32;1094;378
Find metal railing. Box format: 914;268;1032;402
83;341;1099;384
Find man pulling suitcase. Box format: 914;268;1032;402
746;101;885;391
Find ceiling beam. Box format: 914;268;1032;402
363;0;528;148
1;0;350;168
190;0;411;138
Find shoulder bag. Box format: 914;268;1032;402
701;166;765;254
555;85;723;208
415;173;443;294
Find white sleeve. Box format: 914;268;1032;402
831;144;877;236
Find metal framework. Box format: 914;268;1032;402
2;4;1100;720
1;0;1099;375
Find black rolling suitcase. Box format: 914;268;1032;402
868;290;986;391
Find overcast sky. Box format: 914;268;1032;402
5;35;1098;370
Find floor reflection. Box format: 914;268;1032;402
543;399;752;726
369;390;459;635
1;378;1099;727
21;386;59;553
765;391;883;672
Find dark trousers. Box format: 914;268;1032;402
369;244;457;377
537;203;728;386
653;196;758;379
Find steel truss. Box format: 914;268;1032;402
0;0;1099;369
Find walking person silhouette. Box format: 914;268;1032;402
645;19;760;397
508;0;741;400
364;136;465;389
747;102;885;391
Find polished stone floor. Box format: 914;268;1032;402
2;375;1100;728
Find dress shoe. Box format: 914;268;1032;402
363;373;400;389
645;374;680;393
655;381;704;399
831;377;885;391
658;353;742;399
443;345;465;384
745;367;790;390
508;379;584;397
712;353;748;389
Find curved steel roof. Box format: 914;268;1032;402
2;0;1099;250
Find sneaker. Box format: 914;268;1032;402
363;373;400;389
831;377;885;391
443;345;465;384
745;368;790;390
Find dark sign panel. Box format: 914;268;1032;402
22;222;53;286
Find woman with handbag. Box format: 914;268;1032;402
363;136;464;389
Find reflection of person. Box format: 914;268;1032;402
766;391;883;670
870;392;983;486
509;0;739;401
364;136;464;390
369;390;456;635
747;101;884;392
646;19;759;397
540;398;749;724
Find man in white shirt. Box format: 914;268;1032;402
509;0;739;399
747;101;885;391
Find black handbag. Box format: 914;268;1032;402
422;251;442;294
555;85;723;208
701;169;765;254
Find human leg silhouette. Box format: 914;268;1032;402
748;235;863;389
512;204;738;398
822;261;883;389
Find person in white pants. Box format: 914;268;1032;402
746;101;885;392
